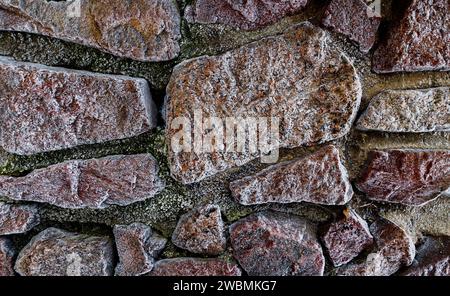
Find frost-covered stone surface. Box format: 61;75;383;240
150;258;242;276
0;202;40;235
0;237;15;276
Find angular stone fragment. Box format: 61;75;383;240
0;0;181;62
185;0;307;30
230;211;325;276
402;236;450;276
15;227;114;276
166;23;361;184
0;154;165;209
150;258;242;276
0;202;40;235
172;205;226;255
230;145;353;205
322;209;374;267
0;57;157;155
356;149;450;206
373;0;450;73
0;237;15;276
114;223;167;276
357;88;450;132
322;0;381;52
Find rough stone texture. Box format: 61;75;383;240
230;145;353;206
0;237;15;276
185;0;308;31
230;211;325;276
0;202;40;235
15;227;114;276
166;23;361;184
373;0;450;73
322;209;374;267
114;223;167;276
0;0;181;62
402;236;450;276
356;149;450;206
150;258;242;276
0;56;157;155
357;88;450;133
172;204;226;255
322;0;381;52
0;154;165;209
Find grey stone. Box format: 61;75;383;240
0;202;40;235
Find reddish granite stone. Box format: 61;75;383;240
322;209;374;267
230;211;325;276
373;0;450;73
0;154;165;209
172;205;226;255
0;57;157;155
356;149;450;206
0;202;40;235
0;237;15;276
114;223;167;276
0;0;181;62
15;227;114;276
185;0;308;30
230;145;353;206
150;258;242;276
322;0;381;52
166;22;361;184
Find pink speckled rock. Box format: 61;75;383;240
150;258;242;276
230;145;353;206
114;223;167;276
0;0;181;62
0;154;165;209
0;237;15;276
373;0;450;73
0;57;157;155
356;149;450;206
230;211;325;276
185;0;308;30
0;202;40;235
172;205;226;255
322;209;374;267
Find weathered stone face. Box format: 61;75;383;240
373;0;450;73
357;88;450;133
171;204;226;255
0;154;165;209
166;22;361;184
0;57;157;155
322;0;381;52
0;237;15;276
230;211;325;276
15;228;114;276
149;258;242;276
322;209;374;267
114;223;167;276
356;149;450;206
0;0;181;62
185;0;308;31
230;145;353;205
0;202;40;235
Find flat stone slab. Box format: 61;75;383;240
172;204;226;255
149;258;242;276
357;88;450;133
0;57;157;155
185;0;308;31
0;154;165;209
15;227;114;276
0;237;15;276
0;0;181;62
372;0;450;73
0;202;40;235
322;0;381;52
230;145;353;205
356;149;450;206
166;22;361;184
230;211;325;276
